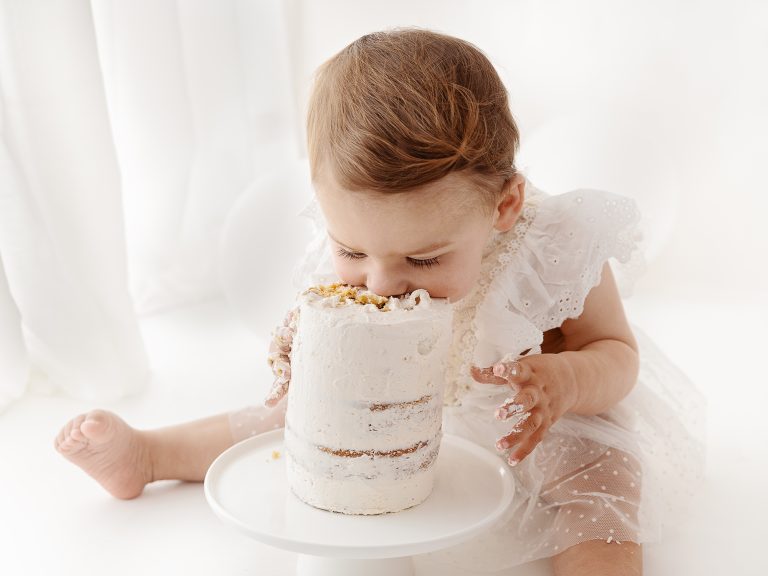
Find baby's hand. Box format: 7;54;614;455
264;308;299;408
471;354;577;466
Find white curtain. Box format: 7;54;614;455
0;256;27;408
90;0;307;315
0;0;313;411
0;0;150;409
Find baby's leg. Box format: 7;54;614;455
536;440;644;575
55;401;286;499
552;540;641;576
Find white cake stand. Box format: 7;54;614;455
204;429;514;576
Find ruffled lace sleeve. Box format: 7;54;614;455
472;183;643;367
517;188;643;332
290;197;339;291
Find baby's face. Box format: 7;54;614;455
314;172;521;302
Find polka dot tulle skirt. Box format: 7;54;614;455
420;325;706;570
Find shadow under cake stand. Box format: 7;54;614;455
204;429;514;576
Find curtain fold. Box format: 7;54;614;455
0;255;27;411
91;0;298;315
0;0;149;407
0;0;304;409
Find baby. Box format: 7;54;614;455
55;29;702;575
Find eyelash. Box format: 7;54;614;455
336;248;366;260
335;248;441;269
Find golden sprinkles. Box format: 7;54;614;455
306;283;390;309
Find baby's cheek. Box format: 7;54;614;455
447;261;482;300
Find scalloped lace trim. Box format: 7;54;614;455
529;194;641;333
444;197;542;406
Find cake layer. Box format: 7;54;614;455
285;424;441;514
285;391;443;453
285;423;440;477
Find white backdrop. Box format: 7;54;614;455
1;0;766;409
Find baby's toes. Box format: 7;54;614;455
69;413;87;436
54;426;67;451
57;414;89;452
70;421;87;443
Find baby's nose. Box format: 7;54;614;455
364;273;409;298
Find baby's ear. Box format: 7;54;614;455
493;175;525;232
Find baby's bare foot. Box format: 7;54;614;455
54;410;153;499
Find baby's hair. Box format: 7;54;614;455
307;28;520;206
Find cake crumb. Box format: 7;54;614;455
307;283;390;309
271;450;281;460
304;283;433;312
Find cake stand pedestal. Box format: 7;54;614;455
204;429;514;576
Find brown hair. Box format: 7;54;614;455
306;28;520;203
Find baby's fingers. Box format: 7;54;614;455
495;387;540;420
506;424;547;467
492;360;531;384
271;326;294;355
265;351;292;408
470;365;508;385
264;377;289;408
471;360;531;387
495;410;543;466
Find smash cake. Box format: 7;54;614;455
284;284;453;515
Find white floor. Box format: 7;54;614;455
1;295;766;576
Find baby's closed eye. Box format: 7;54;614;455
336;247;366;260
406;256;440;269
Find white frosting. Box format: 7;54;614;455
285;287;453;514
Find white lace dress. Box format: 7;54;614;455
231;176;706;569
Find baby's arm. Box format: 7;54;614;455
473;262;639;465
555;262;639;415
